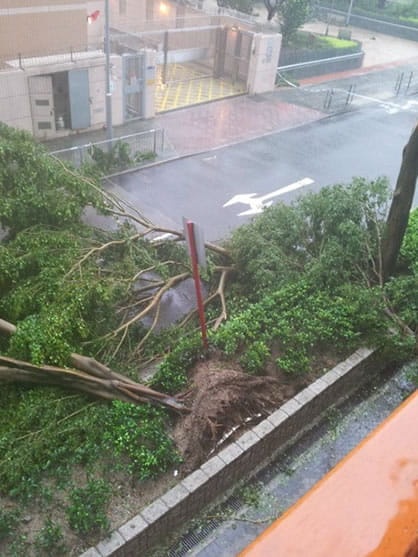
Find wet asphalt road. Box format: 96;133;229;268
111;105;418;242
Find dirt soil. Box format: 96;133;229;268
174;360;299;473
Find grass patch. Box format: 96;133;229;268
315;35;358;49
400;15;418;24
286;30;359;50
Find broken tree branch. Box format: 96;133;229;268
104;272;190;340
0;353;189;413
54;157;232;259
180;266;233;330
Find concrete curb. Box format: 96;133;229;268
81;346;381;557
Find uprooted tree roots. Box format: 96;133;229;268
173;362;290;472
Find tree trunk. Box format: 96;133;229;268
382;124;418;282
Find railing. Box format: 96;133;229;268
277;51;364;80
0;45;104;71
49;129;164;172
314;6;418;40
277;52;364;73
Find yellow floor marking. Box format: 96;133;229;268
155;63;246;112
174;81;182;108
198;78;203;102
186;80;193;105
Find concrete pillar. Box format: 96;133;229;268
247;33;282;95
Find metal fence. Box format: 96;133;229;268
0;46;105;72
314;6;418;40
49;128;165;170
276;59;418;115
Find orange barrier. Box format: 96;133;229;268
240;390;418;557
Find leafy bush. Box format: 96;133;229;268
102;401;180;478
400;207;418;272
86;140;156;175
152;334;203;393
0;387;179;501
227;177;390;298
67;479;111;535
315;36;358;49
239;341;270;375
212;281;394;374
0;124;104;235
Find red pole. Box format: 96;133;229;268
187;221;209;351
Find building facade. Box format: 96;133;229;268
0;1;103;61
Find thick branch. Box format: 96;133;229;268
0;354;189;412
0;319;16;335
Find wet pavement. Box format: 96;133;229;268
157;94;325;155
110;105;418;242
164;361;418;557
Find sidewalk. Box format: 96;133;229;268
43;23;418;159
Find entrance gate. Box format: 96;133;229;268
154;25;253;111
112;24;255;113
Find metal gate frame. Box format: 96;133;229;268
122;52;146;121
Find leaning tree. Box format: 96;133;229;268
382;123;418;281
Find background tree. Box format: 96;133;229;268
277;0;311;45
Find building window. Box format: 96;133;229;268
35;99;50;106
38;122;52;130
146;0;154;21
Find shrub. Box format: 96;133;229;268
102;401;180;479
227;177;390;299
67;479;111;535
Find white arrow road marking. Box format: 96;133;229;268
150;233;176;243
223;177;314;216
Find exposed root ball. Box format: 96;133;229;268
174;362;289;473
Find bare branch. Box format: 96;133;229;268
65;232;144;277
180;266;233;330
135;299;162;355
104;272;190;340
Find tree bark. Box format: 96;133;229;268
382;124;418;282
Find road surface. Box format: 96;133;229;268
110;105;418;242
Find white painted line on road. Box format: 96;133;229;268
223;177;315;216
150;233;176;243
202;155;217;162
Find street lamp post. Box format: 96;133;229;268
346;0;354;25
105;0;113;142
